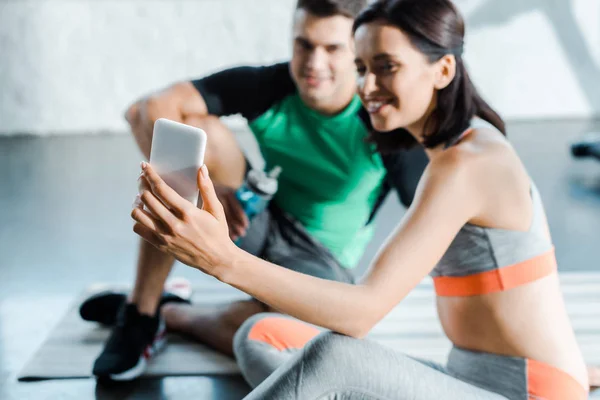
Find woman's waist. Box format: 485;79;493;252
445;345;588;399
437;274;587;383
436;282;588;388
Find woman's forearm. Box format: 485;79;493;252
132;161;390;335
219;249;381;337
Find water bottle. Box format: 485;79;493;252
235;165;282;221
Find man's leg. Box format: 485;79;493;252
128;115;247;315
93;115;247;380
128;242;176;315
185;115;247;189
162;300;268;357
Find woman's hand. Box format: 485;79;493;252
213;183;250;241
131;162;239;279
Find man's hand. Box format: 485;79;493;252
214;184;250;241
125;82;207;159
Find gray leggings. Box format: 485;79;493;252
234;314;585;400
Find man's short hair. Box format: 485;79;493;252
296;0;369;19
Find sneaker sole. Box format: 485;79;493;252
107;320;167;381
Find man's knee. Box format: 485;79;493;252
183;114;245;185
184;114;221;131
124;101;140;126
183;115;229;153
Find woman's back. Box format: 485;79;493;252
431;120;588;388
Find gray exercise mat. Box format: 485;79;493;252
17;274;600;381
17;283;249;381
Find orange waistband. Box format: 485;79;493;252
434;248;557;297
527;359;588;400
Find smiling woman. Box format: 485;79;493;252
353;0;505;150
131;0;593;398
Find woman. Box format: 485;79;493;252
131;0;590;398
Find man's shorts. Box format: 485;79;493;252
237;203;355;284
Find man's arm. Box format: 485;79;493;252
125;82;208;159
125;63;293;159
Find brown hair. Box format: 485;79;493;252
296;0;369;20
354;0;506;152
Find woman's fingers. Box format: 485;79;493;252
223;198;246;236
133;222;165;249
141;162;189;216
197;165;226;222
138;173;150;193
230;195;249;229
131;205;163;233
139;189;179;230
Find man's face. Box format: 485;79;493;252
290;9;357;108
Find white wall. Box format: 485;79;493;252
462;0;600;120
0;0;599;135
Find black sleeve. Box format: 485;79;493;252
380;148;429;208
358;107;429;209
191;62;296;122
366;147;429;224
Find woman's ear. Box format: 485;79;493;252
434;54;457;90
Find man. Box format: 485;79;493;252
91;0;428;381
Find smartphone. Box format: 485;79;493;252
149;118;207;206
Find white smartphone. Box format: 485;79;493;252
149;118;207;206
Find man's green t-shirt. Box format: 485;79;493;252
192;62;426;268
249;94;385;268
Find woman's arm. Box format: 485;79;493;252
133;157;480;337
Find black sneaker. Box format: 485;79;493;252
92;303;166;381
80;291;190;326
571;133;600;161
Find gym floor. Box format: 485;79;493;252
1;118;599;399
